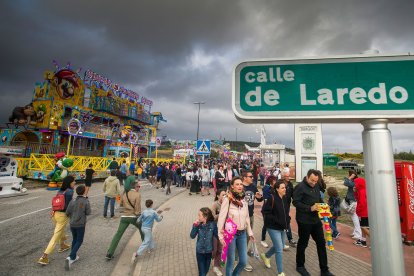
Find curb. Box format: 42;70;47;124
110;188;187;276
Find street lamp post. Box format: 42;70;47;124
194;102;205;141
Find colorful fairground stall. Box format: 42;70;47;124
0;62;165;180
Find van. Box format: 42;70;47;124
337;161;361;173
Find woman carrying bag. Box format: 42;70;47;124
260;179;290;276
217;177;254;276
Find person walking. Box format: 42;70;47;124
344;170;362;240
129;160;136;176
241;171;263;272
354;177;370;247
327;187;341;239
38;176;75;265
189;167;200;195
201;165;211;196
84;163;95;197
165;165;173;195
109;158;118;172
260;179;290;276
103;170;121;219
282;172;297;248
215;165;226;191
65;184;91;270
191;207;218;276
106;181;144;259
149;162;157;187
211;189;226;276
293;169;334;276
160;164;167;190
217;177;255;276
131;199;163;262
260;175;277;248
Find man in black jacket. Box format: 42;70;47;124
282;172;297;248
293;169;334;276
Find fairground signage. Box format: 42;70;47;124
232;54;414;123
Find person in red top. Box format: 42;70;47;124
354;177;370;248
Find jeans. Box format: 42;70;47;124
166;179;172;195
351;211;362;239
296;221;329;272
104;196;116;217
226;230;248;276
70;227;85;260
329;218;338;236
107;217;144;256
136;227;154;255
196;252;212;276
265;229;285;274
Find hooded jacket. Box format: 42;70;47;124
103;176;121;198
354;177;368;217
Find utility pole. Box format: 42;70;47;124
194;102;205;141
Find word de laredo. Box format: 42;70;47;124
243;67;409;107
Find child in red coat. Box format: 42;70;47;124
354;177;370;248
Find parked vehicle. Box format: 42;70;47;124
337;160;361;173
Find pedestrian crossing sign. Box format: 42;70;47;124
196;140;211;155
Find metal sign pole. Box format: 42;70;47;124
361;119;405;276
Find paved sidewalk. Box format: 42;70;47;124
118;192;372;276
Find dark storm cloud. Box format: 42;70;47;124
1;0;413;151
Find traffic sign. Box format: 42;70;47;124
233;54;414;123
196;139;210;155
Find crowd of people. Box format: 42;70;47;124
36;156;369;276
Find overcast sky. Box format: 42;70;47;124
0;0;413;152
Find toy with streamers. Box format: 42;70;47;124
317;203;334;251
221;218;238;266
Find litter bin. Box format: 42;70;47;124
394;161;414;245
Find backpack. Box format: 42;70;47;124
52;191;66;211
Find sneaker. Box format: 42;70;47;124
289;240;297;247
65;257;71;271
260;253;271;268
110;216;118;220
333;232;341;240
58;244;71;253
131;252;137;264
213;266;223;276
283;244;290;250
244;264;253;272
260;241;269;248
37;256;49;265
65;256;79;271
296;266;311;276
351;235;360;240
354;239;368;248
278;273;286;276
321;270;335;276
105;253;114;260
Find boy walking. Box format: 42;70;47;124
131;199;163;262
65;185;91;270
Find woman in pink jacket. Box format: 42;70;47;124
217;177;255;276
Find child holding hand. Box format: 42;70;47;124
190;207;218;276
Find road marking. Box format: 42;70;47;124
0;196;40;205
0;192;105;225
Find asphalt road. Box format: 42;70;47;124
0;180;185;276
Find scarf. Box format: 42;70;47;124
227;189;245;208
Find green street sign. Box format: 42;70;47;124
232;54;414;123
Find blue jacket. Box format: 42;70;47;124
262;184;272;200
190;221;218;254
137;208;163;229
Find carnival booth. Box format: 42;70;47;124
0;62;165;180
